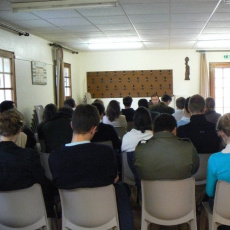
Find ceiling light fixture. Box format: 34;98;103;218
88;42;143;50
11;0;117;12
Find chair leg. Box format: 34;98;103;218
212;222;219;230
189;219;197;230
200;208;206;230
141;219;150;230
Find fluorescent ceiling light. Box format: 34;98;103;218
196;40;230;49
88;42;143;50
11;0;117;12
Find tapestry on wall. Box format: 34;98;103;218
87;70;173;98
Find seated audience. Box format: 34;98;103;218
138;98;149;108
148;94;160;106
173;97;186;121
0;109;55;218
49;104;134;230
177;97;191;127
135;113;199;180
121;96;135;122
149;94;175;114
103;100;127;129
0;100;36;149
64;97;76;110
204;97;221;124
122;107;153;152
91;102;121;152
37;103;57;141
42;107;73;152
177;94;221;154
206;113;230;211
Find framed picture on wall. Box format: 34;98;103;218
31;61;47;85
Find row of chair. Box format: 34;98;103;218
1;179;230;230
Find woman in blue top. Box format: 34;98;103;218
206;113;230;210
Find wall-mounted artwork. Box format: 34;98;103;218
87;69;173;98
31;61;47;85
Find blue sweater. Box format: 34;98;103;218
206;145;230;197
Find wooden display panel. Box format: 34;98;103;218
87;70;173;98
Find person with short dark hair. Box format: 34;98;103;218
103;100;127;129
177;94;221;154
49;104;134;230
0;109;55;218
91;102;121;152
138;98;149;108
204;97;221;124
135;113;199;180
177;97;191;127
122;107;153;152
121;96;135;122
149;94;159;106
64;98;76;109
173;97;186;121
149;94;175;114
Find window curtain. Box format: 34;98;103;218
54;47;65;108
200;53;209;98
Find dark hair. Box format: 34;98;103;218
123;96;133;107
92;102;105;116
184;97;190;114
153;113;177;133
161;94;172;103
0;109;24;136
58;106;73;117
64;98;75;108
0;100;15;113
106;100;120;122
151;94;159;98
72;104;100;134
43;103;57;121
93;99;104;106
205;97;215;109
134;107;152;133
188;94;205;113
176;97;186;109
138;99;149;108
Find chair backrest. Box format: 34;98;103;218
127;121;134;132
213;180;230;226
114;126;127;140
59;185;119;230
40;152;52;180
122;152;135;186
141;178;196;226
0;184;49;230
193;153;211;185
94;140;113;148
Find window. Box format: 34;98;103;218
64;63;72;99
210;62;230;115
0;49;16;103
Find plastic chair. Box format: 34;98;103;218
0;184;50;230
200;180;230;230
59;185;120;230
121;151;135;186
141;177;197;230
40;152;52;180
193;153;211;185
114;127;127;140
34;105;44;124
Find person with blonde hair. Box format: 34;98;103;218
0;109;55;218
206;113;230;210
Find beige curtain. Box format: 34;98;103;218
200;53;209;98
54;47;65;108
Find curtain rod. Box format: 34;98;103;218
49;43;78;54
0;22;29;36
196;50;230;53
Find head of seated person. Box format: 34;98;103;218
161;94;172;106
42;103;57;123
123;96;133;109
0;100;16;113
92;102;105;120
216;113;230;144
188;94;205;115
134;107;152;133
176;97;186;110
138;99;149;109
64;98;76;109
106;100;121;122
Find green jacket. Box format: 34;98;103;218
135;131;199;180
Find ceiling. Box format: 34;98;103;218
1;0;230;52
